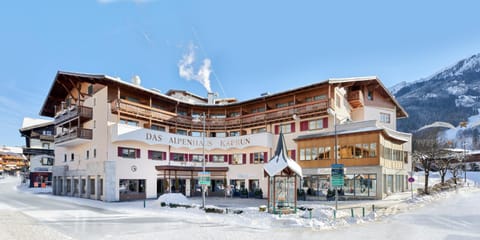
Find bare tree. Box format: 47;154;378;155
449;162;463;185
412;128;449;194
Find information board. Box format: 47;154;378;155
198;171;211;186
331;164;344;187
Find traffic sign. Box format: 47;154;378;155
331;164;344;187
408;177;415;183
198;171;211;186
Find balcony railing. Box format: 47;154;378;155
55;127;93;144
55;105;93;125
111;98;329;130
347;90;364;108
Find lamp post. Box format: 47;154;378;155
201;112;206;209
463;141;467;186
327;108;339;211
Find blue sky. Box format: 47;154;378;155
2;0;480;147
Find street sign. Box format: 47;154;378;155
198;171;211;186
408;177;415;183
331;164;344;187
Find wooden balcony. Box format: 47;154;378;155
55;127;93;146
55;105;93;125
111;98;330;130
347;90;364;108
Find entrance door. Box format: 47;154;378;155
157;179;164;197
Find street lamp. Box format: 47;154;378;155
327;108;339;211
463;141;467;186
201;112;206;208
194;112;207;208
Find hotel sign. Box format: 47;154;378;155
112;124;273;150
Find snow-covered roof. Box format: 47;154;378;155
296;120;411;143
264;132;302;177
20;117;53;131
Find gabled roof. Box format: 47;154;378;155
264;132;302;177
328;76;408;118
19;117;53;132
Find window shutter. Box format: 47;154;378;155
148;150;152;159
290;123;295;133
170;152;174;161
300;121;309;131
162;152;166;160
209;155;213;162
242;154;246;164
188;154;193;162
136;149;141;158
323;117;328;128
224;154;228;162
117;147;122;157
291;149;296;160
263;152;268;163
274;125;279;134
250;153;254;164
228;154;232;164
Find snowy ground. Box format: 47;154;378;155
4;172;480;239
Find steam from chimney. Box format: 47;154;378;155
178;43;212;93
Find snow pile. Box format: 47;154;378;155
156;193;191;205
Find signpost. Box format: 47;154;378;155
198;171;211;186
331;164;344;187
331;164;344;213
408;176;415;200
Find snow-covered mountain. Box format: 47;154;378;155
392;53;480;133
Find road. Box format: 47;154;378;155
1;176;480;240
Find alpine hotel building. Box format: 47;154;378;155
41;71;411;201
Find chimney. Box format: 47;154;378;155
207;92;217;104
131;75;141;86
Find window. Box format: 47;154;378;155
89;178;95;195
232;154;243;164
367;90;374;100
118;147;140;159
120;119;139;127
191;154;204;162
305;148;311;160
41;157;53;166
252;152;265;164
171;153;185;161
177;110;187;116
86;150;90;160
279;123;292;133
215;132;226;138
88;84;94;95
42;143;50;149
42;130;53;136
64;154;67;162
151;125;165;132
229;112;240;117
308;119;324;130
191;131;202;137
251;107;266;113
212;155;225;162
275;102;293;108
300;149;305;161
314;95;327;101
370;143;377;157
251;127;266;134
94;149;97;158
71;153;75;161
380;113;391;123
176;129;187;135
230;131;240;136
210;113;226;119
148;150;166;160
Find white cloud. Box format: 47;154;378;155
178;43;212;93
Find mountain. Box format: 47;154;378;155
393;53;480;133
